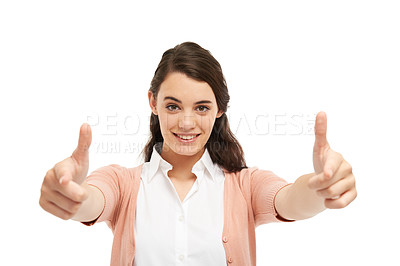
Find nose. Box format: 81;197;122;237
178;113;196;131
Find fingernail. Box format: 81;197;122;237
59;177;64;185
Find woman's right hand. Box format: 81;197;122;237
39;123;92;220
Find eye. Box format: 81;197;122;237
166;104;179;111
196;105;210;112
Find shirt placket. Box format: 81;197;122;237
175;200;188;264
175;171;202;265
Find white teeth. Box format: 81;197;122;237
177;134;197;140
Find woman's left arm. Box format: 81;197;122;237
274;112;357;221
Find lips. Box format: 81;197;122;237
173;133;201;142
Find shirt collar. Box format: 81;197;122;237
145;144;217;184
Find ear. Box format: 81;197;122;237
148;91;158;115
216;109;224;118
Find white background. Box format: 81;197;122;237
1;0;399;265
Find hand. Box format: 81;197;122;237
39;123;92;220
308;112;357;209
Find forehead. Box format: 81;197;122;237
158;72;216;103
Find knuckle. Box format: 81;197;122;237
70;202;82;214
72;193;83;202
43;173;51;185
350;175;356;186
324;199;332;209
60;214;69;220
45;169;52;178
54;162;60;171
61;212;73;220
315;177;323;186
40;185;46;196
354;191;358;201
38;198;45;209
73;192;83;202
326;188;335;198
75;190;87;202
326;197;349;209
344;161;352;172
335;198;348;209
39;199;53;215
350;188;358;200
40;185;51;197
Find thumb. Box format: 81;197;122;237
72;123;92;164
313;111;329;152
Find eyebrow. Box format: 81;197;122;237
163;96;213;105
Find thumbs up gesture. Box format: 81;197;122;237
308;112;357;209
39;124;92;220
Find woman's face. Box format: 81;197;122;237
148;72;223;157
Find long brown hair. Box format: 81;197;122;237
142;42;247;172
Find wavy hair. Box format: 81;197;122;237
142;42;247;172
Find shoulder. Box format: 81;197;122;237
90;164;126;175
223;166;277;181
92;163;143;173
223;166;288;195
87;163;144;184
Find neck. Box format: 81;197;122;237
160;144;204;177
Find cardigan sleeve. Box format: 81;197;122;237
81;164;126;228
250;168;292;227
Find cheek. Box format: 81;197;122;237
199;115;216;133
159;113;177;131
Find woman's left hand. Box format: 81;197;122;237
308;112;357;209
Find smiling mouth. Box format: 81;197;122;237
173;133;201;141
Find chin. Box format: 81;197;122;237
165;138;205;157
173;145;204;157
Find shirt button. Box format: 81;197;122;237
222;236;228;243
228;257;233;263
179;254;184;261
178;215;184;222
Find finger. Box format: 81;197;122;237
44;168;56;184
39;199;74;220
59;172;74;185
55;180;88;203
72;123;92;164
325;187;357;209
322;150;343;179
308;172;324;189
309;160;352;190
46;189;83;214
313;111;329;152
316;173;356;199
54;161;75;185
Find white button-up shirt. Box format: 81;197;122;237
133;145;227;265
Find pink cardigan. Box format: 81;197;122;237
83;164;289;265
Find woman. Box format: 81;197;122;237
39;42;357;265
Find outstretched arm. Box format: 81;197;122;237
274;112;357;221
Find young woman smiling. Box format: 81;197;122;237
39;42;357;265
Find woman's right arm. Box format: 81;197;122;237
39;123;104;222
